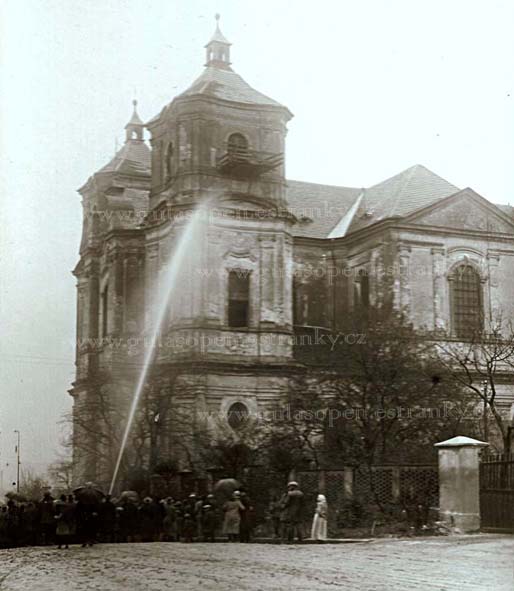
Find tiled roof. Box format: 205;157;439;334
285;180;361;238
177;66;286;109
287;165;461;239
98;140;151;177
345;164;459;234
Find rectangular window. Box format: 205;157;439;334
101;285;109;338
228;270;250;328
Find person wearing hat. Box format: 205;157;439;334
202;504;216;542
222;491;245;542
138;497;156;542
182;510;195;543
194;495;205;540
162;497;176;542
283;481;305;543
238;489;253;543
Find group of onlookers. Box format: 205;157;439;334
0;492;102;549
0;481;329;549
0;488;255;549
268;481;327;542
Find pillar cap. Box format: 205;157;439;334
434;435;489;448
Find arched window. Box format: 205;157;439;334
227;402;249;430
451;264;483;338
165;142;174;179
227;133;248;156
228;269;250;328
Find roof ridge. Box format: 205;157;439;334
367;163;421;191
287;179;360;191
327;192;365;238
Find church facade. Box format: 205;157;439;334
71;19;514;485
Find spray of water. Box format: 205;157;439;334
108;201;210;495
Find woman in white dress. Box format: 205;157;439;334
311;493;328;541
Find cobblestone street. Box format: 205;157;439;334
0;535;512;590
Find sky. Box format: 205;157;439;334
1;0;513;492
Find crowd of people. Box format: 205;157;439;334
0;481;329;549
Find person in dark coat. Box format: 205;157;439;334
278;491;290;542
182;511;195;543
202;504;216;542
138;497;156;542
162;498;176;541
5;501;19;548
268;495;282;539
173;501;184;541
184;494;196;517
39;492;56;546
283;481;305;542
98;494;116;543
151;498;165;541
117;499;138;543
194;496;205;540
0;506;8;548
22;502;39;547
76;498;99;547
239;490;253;543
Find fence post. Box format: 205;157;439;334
434;435;489;533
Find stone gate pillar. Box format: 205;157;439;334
434;436;489;533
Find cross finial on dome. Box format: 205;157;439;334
125;99;144;142
205;13;231;69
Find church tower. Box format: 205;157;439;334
71;100;151;484
143;16;296;465
71;18;297;488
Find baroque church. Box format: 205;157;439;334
71;18;514;485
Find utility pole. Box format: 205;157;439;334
14;430;20;493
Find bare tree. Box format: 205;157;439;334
47;457;74;493
66;372;121;486
436;318;514;453
273;309;472;511
18;468;50;501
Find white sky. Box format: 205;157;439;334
1;0;513;490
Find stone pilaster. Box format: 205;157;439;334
394;244;411;314
76;284;87;347
145;244;159;331
113;252;124;333
487;251;501;325
282;235;294;328
431;247;446;331
259;235;277;325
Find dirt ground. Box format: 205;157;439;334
0;535;512;590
